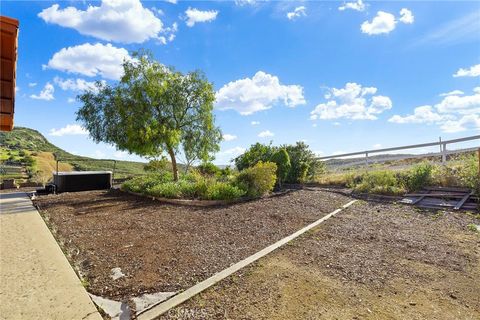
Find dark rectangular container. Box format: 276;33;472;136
53;171;112;193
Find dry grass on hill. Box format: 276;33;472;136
32;152;72;185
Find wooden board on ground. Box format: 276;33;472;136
401;188;477;211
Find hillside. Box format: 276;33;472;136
1;127;146;183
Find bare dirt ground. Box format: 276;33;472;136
162;201;480;320
33;188;351;300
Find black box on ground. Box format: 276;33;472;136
53;171;112;193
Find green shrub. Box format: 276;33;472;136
432;165;460;187
147;181;182;198
353;170;405;195
234;141;322;184
235;161;277;197
122;172;173;193
271;148;291;187
284;142;321;183
197;162;220;176
144;157;169;172
218;166;232;180
124;172;247;200
456;154;480;195
205;182;245;200
405;162;433;192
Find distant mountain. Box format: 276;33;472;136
0;127;146;182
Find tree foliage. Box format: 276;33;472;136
284;142;320;183
234;141;322;184
76;51;221;181
271;148;291;187
234;142;274;171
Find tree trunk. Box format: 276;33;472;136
167;147;178;181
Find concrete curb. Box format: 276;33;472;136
137;199;357;319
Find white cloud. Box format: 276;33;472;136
220;146;246;156
310;82;392;121
235;0;257;6
15;86;20;93
389;87;480;132
223;134;237;141
165;0;177;4
28;82;37;87
45;43;131;80
30;83;54;101
67;98;76;103
440;114;480;133
338;0;365;12
216;146;246;163
411;11;479;47
361;8;414;35
251;121;260;126
439;90;464;97
361;11;396;35
388;105;450;124
49;124;88;136
38;0;166;44
258;130;274;138
453;64;480;78
373;143;382;149
287;6;306;20
435;89;480;115
399;8;414;24
158;22;178;44
185;7;218;27
216;71;306;115
54;77;104;92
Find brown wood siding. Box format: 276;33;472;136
0;16;19;132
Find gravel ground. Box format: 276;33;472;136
34;188;351;300
162;200;480;320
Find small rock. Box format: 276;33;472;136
110;267;125;280
409;302;416;306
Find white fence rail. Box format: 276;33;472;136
317;135;480;167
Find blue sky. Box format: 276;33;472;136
3;0;480;164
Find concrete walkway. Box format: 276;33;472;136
0;192;102;320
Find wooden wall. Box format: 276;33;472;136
1;16;19;132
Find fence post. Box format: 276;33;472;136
112;160;116;188
441;143;447;164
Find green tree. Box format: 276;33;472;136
271;148;291;187
234;142;275;171
284;141;321;183
76;51;221;181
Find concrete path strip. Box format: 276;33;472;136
0;192;102;320
138;199;357;320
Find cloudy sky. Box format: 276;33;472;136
4;0;480;164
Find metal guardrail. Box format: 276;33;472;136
317;135;480;166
